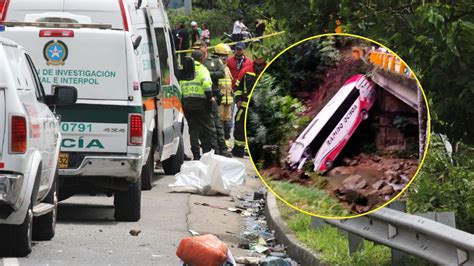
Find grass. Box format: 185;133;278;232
278;201;392;265
269;180;349;217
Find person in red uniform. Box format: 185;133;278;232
232;51;267;157
227;42;253;90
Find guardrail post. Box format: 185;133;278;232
311;216;326;230
348;233;364;254
388;201;411;265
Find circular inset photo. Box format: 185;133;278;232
246;34;430;218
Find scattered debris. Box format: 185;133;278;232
234;188;298;265
129;229;141;236
189;230;200;236
235;256;262;265
194;202;227;210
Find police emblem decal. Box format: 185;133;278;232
43;40;68;65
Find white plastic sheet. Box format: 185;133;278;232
168;150;246;195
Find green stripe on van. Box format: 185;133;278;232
56;104;143;123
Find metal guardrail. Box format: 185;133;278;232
369;51;413;77
322;208;474;265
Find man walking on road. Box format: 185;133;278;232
232;50;267;157
180;50;217;160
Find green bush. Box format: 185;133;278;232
407;135;474;233
247;73;307;165
167;8;234;40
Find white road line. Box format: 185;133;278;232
3;258;19;266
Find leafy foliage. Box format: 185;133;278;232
247;73;308;165
407;135;474;232
167;8;234;39
268;37;341;92
340;1;474;146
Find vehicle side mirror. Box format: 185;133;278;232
141;81;160;98
177;57;195;81
48;86;77;106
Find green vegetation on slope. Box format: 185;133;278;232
270;181;349;217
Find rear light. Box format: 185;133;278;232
39;29;74;37
0;0;10;22
10;115;27;153
0;162;4;168
128;114;143;145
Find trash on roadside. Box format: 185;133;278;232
227;207;243;214
169;151;246;196
194;202;227;210
260;256;295;266
189;230;200;236
176;234;229;266
250;244;269;254
129;229;141;236
235;256;262;265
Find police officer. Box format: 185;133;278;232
180;50;217;160
232;49;267;157
202;43;232;157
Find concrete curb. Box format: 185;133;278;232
265;193;325;266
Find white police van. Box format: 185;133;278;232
1;0;193;221
0;35;77;256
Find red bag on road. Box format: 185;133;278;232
176;234;228;266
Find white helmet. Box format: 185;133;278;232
190;21;197;27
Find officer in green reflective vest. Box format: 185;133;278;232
180;50;217;160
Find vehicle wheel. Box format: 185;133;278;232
33;171;57;241
361;109;369;120
141;147;154;191
114;179;141;222
162;136;184;175
0;204;33;257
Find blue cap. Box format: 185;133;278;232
0;25;5;32
235;42;245;50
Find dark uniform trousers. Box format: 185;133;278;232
183;99;217;158
211;101;228;155
232;71;256;157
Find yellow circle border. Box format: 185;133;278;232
244;33;432;220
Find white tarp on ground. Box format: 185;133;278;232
168;151;246;195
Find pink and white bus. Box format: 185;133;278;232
287;74;376;172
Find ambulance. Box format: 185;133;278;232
287;74;376;172
0;0;194;221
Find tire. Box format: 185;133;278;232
0;204;33;257
162;136;184;175
141;148;154;191
33;172;57;241
114;179;141;222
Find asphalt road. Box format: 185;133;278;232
1;158;262;266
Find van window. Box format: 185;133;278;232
24;54;46;102
154;27;171;85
